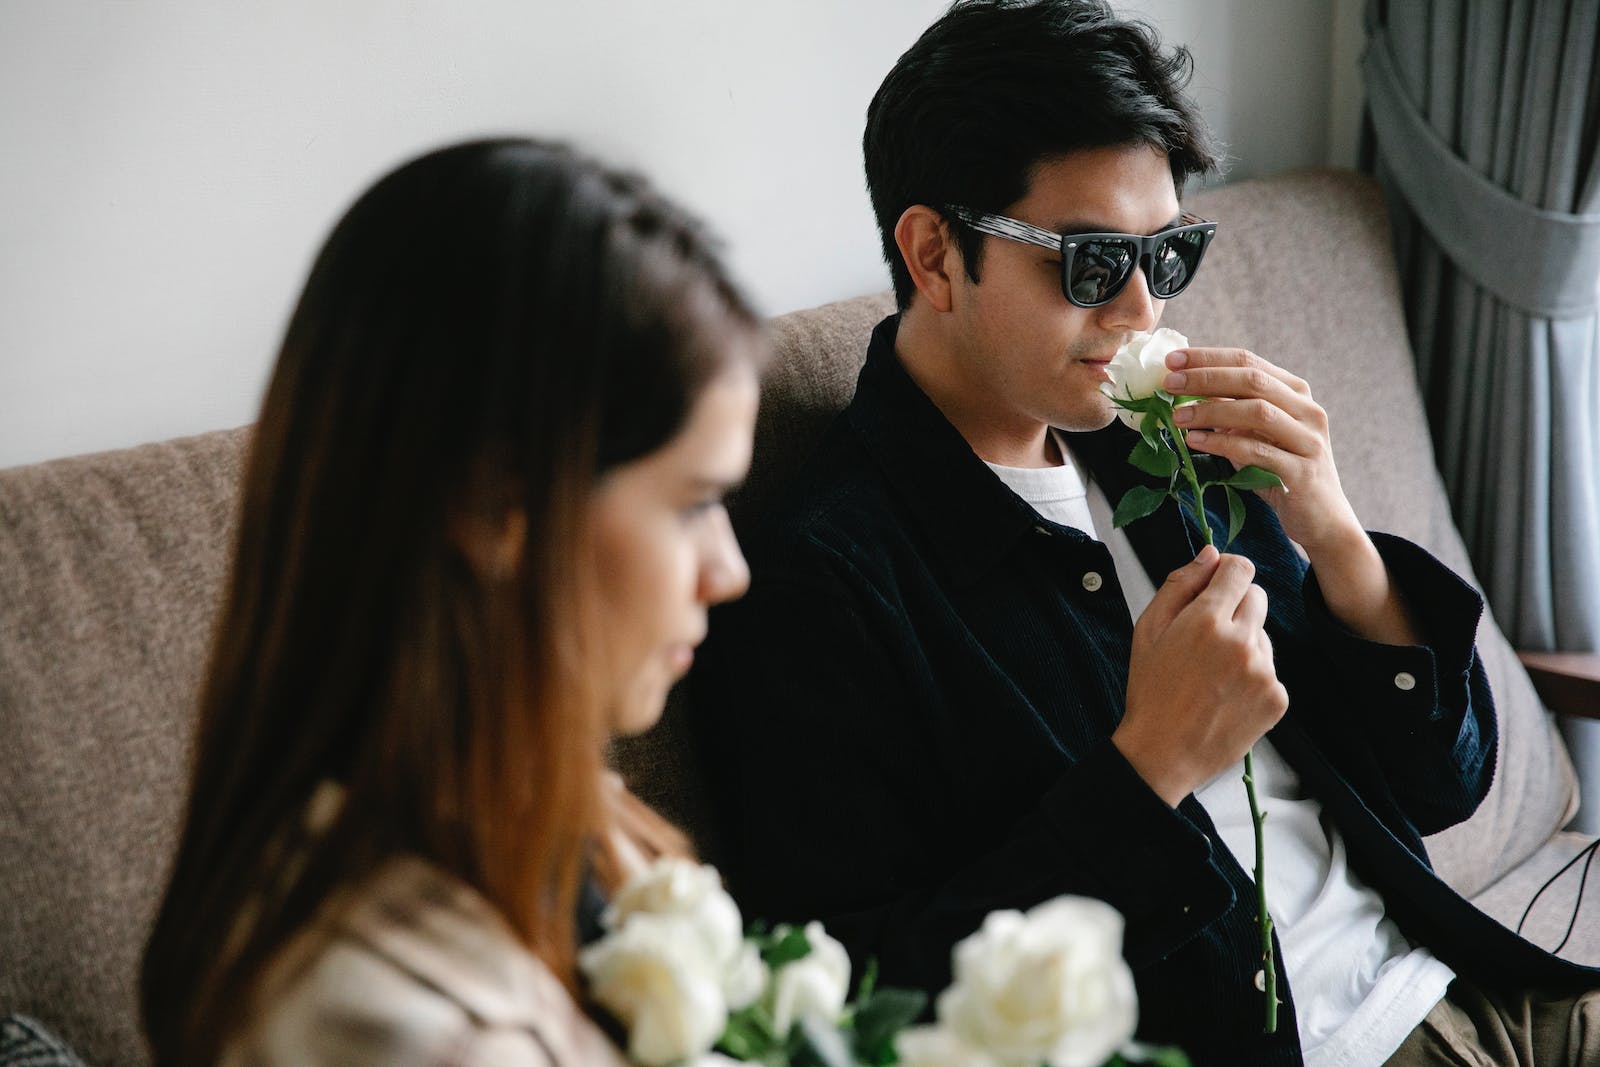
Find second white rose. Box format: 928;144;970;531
937;896;1138;1067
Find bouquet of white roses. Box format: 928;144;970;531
580;857;1188;1067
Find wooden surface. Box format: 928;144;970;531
1518;651;1600;720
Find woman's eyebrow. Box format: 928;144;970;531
686;474;744;494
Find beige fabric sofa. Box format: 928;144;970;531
2;168;1595;1066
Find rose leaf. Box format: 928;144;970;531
760;925;813;969
1129;436;1178;478
1111;394;1156;413
1139;408;1164;453
1224;485;1246;550
851;987;927;1064
1113;485;1170;528
1226;465;1286;491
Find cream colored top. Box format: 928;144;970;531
221;854;631;1067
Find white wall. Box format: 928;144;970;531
1123;0;1335;185
0;0;1348;468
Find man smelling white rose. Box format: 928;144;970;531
694;3;1600;1065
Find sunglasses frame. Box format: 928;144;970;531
944;206;1218;308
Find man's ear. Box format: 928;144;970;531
894;205;960;313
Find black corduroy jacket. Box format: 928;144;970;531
692;315;1595;1066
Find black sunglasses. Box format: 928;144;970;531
945;206;1218;308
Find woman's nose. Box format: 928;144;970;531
699;515;750;605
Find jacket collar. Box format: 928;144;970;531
845;315;1058;587
845;314;1203;586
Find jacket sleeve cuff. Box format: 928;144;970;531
1301;531;1484;726
1037;738;1235;965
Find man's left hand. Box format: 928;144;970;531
1163;345;1422;647
1164;345;1361;556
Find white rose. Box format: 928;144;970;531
894;1025;1002;1067
937;897;1138;1067
1102;327;1190;429
605;858;761;1008
722;939;768;1011
767;921;852;1035
579;912;727;1067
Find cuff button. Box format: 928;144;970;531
1394;671;1417;691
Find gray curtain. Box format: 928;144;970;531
1362;0;1600;828
1362;0;1600;655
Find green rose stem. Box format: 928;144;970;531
1160;407;1279;1036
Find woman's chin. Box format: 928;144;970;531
607;682;671;738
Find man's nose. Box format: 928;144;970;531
1097;258;1161;333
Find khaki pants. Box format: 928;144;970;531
1383;977;1600;1066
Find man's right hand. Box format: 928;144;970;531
1112;545;1288;807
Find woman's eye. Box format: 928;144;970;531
680;498;721;520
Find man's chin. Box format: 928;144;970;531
1052;402;1119;433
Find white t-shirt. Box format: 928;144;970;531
986;431;1453;1067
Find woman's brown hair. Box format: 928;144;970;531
140;139;760;1065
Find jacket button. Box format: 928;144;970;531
1082;571;1103;592
1394;671;1416;691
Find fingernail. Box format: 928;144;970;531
1173;406;1194;425
1166;350;1188;369
1185;429;1208;445
1165;371;1187;391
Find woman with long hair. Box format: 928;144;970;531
140;138;764;1065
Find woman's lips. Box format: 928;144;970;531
667;643;696;674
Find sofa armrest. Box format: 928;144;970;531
1517;651;1600;720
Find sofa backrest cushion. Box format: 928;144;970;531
0;428;249;1066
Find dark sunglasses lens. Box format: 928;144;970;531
1066;239;1138;306
1150;229;1207;297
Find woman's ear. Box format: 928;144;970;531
451;507;527;581
894;205;959;313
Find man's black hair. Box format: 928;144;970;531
864;0;1223;309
